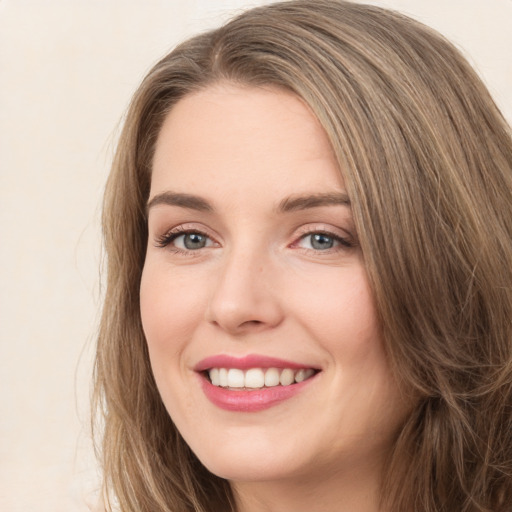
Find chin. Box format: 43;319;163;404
201;455;301;483
185;429;309;483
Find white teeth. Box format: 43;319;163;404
207;367;316;389
295;369;307;382
295;369;315;382
264;367;280;387
219;368;228;387
227;368;245;388
279;368;295;386
210;368;220;386
245;368;265;388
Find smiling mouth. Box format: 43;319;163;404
206;367;318;390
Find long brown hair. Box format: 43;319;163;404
93;1;512;510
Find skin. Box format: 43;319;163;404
140;84;410;512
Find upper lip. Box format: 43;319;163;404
194;354;320;372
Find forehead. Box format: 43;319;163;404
150;84;344;202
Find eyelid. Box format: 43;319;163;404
152;222;356;253
154;223;220;250
293;223;353;241
290;224;355;251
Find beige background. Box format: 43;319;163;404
0;1;510;510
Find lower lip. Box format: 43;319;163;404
199;373;317;412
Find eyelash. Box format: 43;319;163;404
154;227;214;254
154;227;354;254
293;230;354;252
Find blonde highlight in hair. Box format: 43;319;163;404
94;1;512;510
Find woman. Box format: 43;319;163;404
93;1;512;510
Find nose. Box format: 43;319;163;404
205;247;284;335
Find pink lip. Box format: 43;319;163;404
199;375;317;412
194;354;320;413
194;354;316;372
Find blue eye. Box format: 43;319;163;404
311;233;335;250
155;230;214;251
172;232;213;250
297;232;352;251
301;233;337;250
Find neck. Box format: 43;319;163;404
231;459;386;512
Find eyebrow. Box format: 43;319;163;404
278;192;351;212
146;191;351;214
146;192;213;213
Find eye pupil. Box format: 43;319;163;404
311;233;334;250
184;233;207;249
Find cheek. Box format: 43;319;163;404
286;264;394;398
139;263;207;419
139;263;206;361
287;262;381;351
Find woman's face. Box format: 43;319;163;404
140;84;409;485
